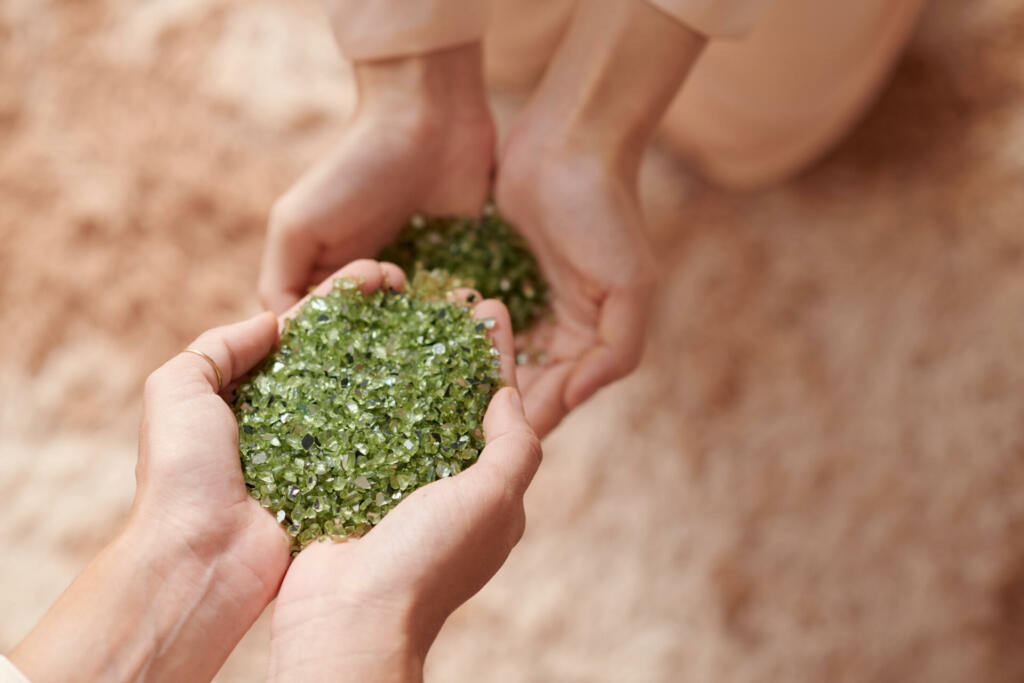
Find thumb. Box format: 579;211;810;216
145;312;279;403
259;207;319;314
564;278;653;409
475;388;543;497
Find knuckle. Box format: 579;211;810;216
213;338;237;382
508;428;543;468
191;330;221;359
186;330;233;386
477;468;520;516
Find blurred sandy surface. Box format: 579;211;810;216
2;1;1024;681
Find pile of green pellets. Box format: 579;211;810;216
233;276;501;551
379;206;549;332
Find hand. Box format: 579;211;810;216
259;42;496;313
131;310;294;602
11;312;291;682
495;129;656;438
267;267;541;683
491;1;705;437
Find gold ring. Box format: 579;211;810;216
185;348;223;392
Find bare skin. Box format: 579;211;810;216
259;1;706;438
266;264;540;683
11;5;705;681
497;1;706;435
11;260;539;683
268;384;540;683
11;312;293;683
259;43;495;314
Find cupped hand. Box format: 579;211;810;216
130;310;294;646
267;271;542;683
495;128;656;438
11;304;293;683
259;44;495;313
132;266;411;580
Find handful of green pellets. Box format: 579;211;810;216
378;205;549;332
233;275;501;551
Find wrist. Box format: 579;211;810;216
117;513;280;614
10;523;246;682
513;1;705;179
11;515;283;683
353;42;492;130
270;594;428;683
104;520;278;679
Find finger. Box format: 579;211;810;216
446;288;516;388
564;282;652;409
471;299;517;389
512;319;557;393
519;361;574;439
474;387;542;497
259;205;320;314
378;261;407;292
279;260;408;322
515;363;544;394
150;311;279;399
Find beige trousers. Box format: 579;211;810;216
486;0;926;188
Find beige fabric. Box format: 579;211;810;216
326;0;767;61
0;657;30;683
483;0;924;188
485;0;575;88
649;0;774;37
324;0;923;187
660;0;925;187
325;0;492;60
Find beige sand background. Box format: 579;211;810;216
2;1;1024;681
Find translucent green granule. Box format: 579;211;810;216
233;277;501;552
378;205;549;332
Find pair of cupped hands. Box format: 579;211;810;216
240;47;654;678
152;262;539;681
13;261;538;683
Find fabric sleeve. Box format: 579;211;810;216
0;657;31;683
326;0;492;60
646;0;775;37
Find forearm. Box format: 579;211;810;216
528;0;707;176
10;521;275;683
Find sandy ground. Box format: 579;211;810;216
2;1;1024;681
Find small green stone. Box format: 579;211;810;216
378;205;550;331
233;274;501;552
